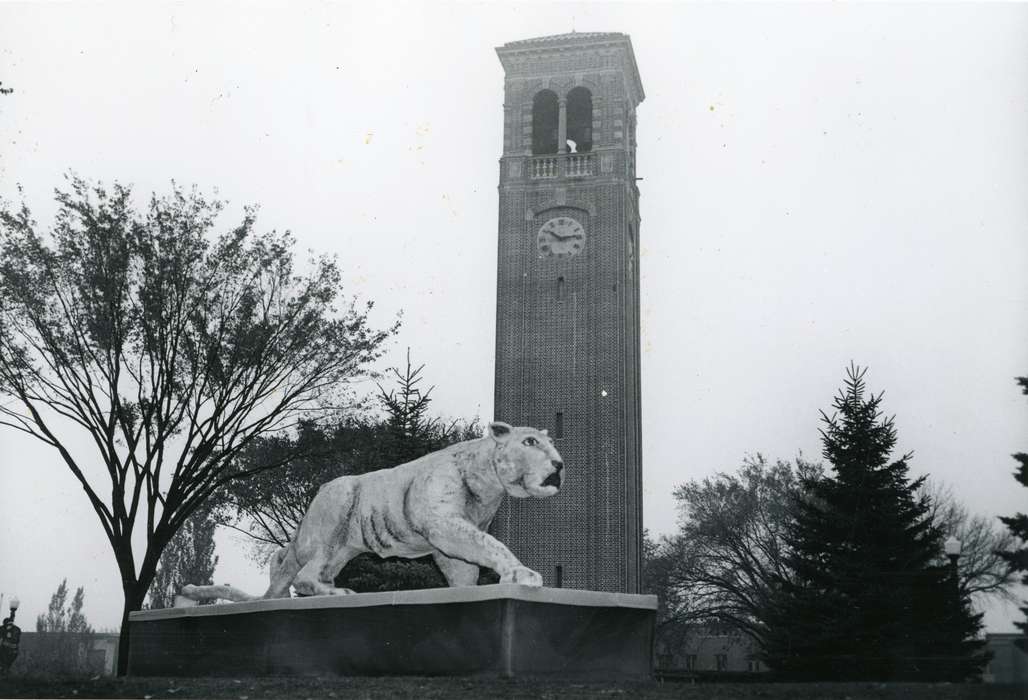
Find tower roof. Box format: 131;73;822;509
496;31;644;105
502;31;628;47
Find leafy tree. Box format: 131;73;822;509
998;376;1028;644
36;580;93;635
221;351;480;591
146;501;220;609
0;176;394;673
761;365;987;681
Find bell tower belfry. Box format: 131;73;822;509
490;33;644;593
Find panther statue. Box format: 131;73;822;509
180;421;564;603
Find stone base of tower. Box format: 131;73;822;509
127;584;657;680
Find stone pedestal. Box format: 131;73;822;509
128;584;656;679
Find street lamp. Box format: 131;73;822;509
944;536;962;597
7;597;18;623
944;536;962;567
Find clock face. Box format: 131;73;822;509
537;217;586;258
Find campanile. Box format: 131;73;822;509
490;33;644;593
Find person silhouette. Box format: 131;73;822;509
0;616;20;676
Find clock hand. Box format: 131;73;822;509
548;231;583;241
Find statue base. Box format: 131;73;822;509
128;584;656;679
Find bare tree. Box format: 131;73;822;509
922;480;1019;603
0;176;395;673
666;455;822;644
642;530;695;660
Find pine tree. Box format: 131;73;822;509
761;365;987;681
997;376;1028;645
376;348;445;467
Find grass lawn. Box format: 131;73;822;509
0;676;1024;699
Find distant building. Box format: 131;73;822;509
984;633;1028;684
658;627;1021;681
14;632;119;676
655;625;766;674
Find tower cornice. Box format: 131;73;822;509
496;32;645;106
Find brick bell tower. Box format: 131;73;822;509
490;33;644;594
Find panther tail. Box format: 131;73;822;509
177;583;259;605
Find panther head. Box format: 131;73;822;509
488;421;565;498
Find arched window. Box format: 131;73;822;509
532;90;559;155
566;87;593;153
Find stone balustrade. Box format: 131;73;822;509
565;153;594;177
530;157;560;179
527;153;595;179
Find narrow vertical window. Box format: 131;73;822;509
555;411;564;439
555;565;563;588
627;225;636;280
557;276;565;302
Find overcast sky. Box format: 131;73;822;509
0;2;1025;633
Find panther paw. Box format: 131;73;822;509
504;566;543;587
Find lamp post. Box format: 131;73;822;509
7;597;18;623
942;536;964;678
944;536;962;599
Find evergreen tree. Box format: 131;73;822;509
147;502;220;609
997;376;1028;644
376;348;462;467
761;365;987;681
